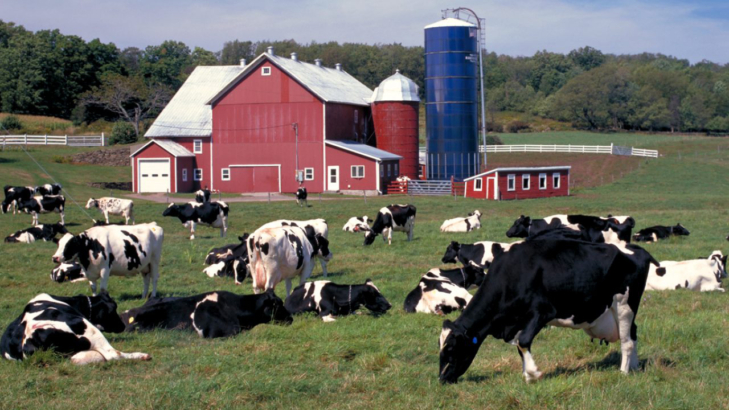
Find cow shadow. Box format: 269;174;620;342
312;268;348;280
0;158;16;164
546;351;661;378
115;292;150;302
463;371;504;383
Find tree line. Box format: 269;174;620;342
0;20;727;135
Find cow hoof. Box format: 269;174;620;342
524;371;543;383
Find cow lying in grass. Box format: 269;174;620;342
403;267;485;315
343;216;372;233
646;251;726;292
440;210;482;233
4;222;68;243
51;262;85;283
203;234;249;284
633;224;690;242
285;280;391;322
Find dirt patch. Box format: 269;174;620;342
88;182;132;191
68;147;131;167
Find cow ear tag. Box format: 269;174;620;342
128;316;134;324
472;337;478;344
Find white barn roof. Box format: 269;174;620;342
326;140;402;161
130;139;195;158
145;65;244;138
371;70;420;103
464;166;572;181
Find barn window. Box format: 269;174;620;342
351;165;365;179
539;173;547;190
507;174;515;191
193;140;203;154
354;110;358;124
553;172;561;189
262;67;271;76
194;169;203;181
221;168;230;181
387;164;392;177
380;163;384;177
182;169;188;182
305;168;314;181
474;178;483;191
394;163;399;176
522;174;530;190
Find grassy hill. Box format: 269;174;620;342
0;133;728;409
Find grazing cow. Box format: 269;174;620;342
438;239;657;384
441;241;521;269
403;267;485;315
343;216;373;233
52;223;164;298
508;214;634;245
162;201;229;240
35;183;62;196
284;280;391;322
506;215;569;238
18;195;65;226
646;251;726;292
2;186;35;215
440;210;482;233
364;204;417;246
4;222;68;243
256;219;329;277
51;262;86;283
248;225;332;295
296;187;308;207
203;234;250;284
86;197;135;225
120;290;292;338
195;188;211;203
0;293;150;364
633;224;690;242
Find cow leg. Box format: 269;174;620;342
104;210;110;224
88;280;98;296
514;307;553;382
189;221;196;240
149;260;160;298
98;269;111;295
319;258;328;278
408;221;414;241
615;288;639;373
60;211;65;226
71;325;151;365
517;346;542;383
142;272;150;299
285;278;293;296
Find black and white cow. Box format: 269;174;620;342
4;222;68;243
120;290;292;339
646;251;726;292
633;224;690;242
2;185;35;215
507;214;634;245
162;201;229;240
441;241;521;269
18;195;65;226
203;234;250;284
343;216;373;233
403;267;485;315
284;280;391;322
195;188;211;203
86;197;135;225
438;239;657;384
51;262;86;283
1;293;150;364
35;183;62;196
255;219;329;277
440;210;482;233
52;223;164;298
296;187;308;207
364;204;416;246
248;225;332;295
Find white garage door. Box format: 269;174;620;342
139;159;171;193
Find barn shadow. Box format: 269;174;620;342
545;351;663;378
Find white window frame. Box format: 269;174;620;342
553;172;561;189
474;178;483;191
351;165;365;179
522;174;530;190
304;168;314;181
261;66;271;76
539;173;547;190
221;168;230;181
194;168;203;181
182;169;188;182
193;139;203;154
507;174;516;191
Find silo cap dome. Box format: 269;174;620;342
371;70;420;102
424;18;477;29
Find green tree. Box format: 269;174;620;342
220;40;255;65
568;46;606;71
140;40;191;89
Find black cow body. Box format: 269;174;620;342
195;189;211;203
2;185;34;214
507;214;635;244
364;204;416;245
163;201;229;240
51;262;85;283
35;183;62;196
18;195;65;226
203;234;250;284
4;222;68;243
438;239;657;384
404;267;484;315
284;280;391;321
1;293;150;364
121;290;292;338
296;187;308;207
633;224;689;242
441;241;520;269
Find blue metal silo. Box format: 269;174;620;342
425;18;479;180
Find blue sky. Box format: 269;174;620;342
1;0;727;64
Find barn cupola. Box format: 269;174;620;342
267;46;274;55
291;52;298;61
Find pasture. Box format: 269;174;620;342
0;132;728;409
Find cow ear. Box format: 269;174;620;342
365;278;373;284
442;319;455;330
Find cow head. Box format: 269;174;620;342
506;215;530;238
673;224;690;236
259;290;293;325
162;203;180;217
1;199;12;214
709;251;727;280
315;234;333;261
468;210;482;220
51;222;69;236
363;231;378;246
441;241;461;264
85;198;99;209
88;293;126;333
52;233;82;264
439;320;483;384
362;280;392;315
465;265;487;287
51;263;77;283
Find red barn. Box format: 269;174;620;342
463;166;571;200
131;48;401;195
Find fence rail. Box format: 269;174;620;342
1;134;105;147
419;143;658;158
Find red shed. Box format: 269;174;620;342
130;139;196;193
464;166;571;200
325;140;402;194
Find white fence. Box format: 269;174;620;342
407;180;452;196
1;134;105;147
479;143;658;158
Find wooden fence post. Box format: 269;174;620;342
24;134;27;145
64;135;68;145
101;132;105;146
44;134;47;145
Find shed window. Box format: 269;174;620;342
221;168;230;181
553;173;561;189
394;163;399;176
354;110;358;124
522;174;530;190
193;140;202;154
305;168;314;181
380;163;384;178
182;169;188;182
387;164;391;177
507;174;515;191
261;67;271;76
539;173;547;190
474;178;483;191
194;169;203;181
351;165;365;178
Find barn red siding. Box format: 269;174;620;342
176;157;194;193
497;170;569;200
371;101;419;179
324;146;378;191
325;104;368;142
132;143;175;193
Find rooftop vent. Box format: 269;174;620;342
291;52;298;61
335;63;342;71
315;59;322;67
240;58;247;66
267;46;274;55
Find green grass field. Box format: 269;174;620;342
0;132;728;409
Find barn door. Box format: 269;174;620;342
487;177;497;200
327;166;339;191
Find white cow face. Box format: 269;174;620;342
52;233;81;264
85;198;98;209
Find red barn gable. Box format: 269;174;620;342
464;166;571;200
